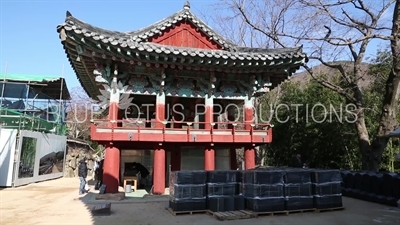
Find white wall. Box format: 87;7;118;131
181;146;230;171
0;129;17;187
215;147;230;170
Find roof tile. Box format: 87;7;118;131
58;7;308;76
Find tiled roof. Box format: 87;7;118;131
57;3;307;63
57;2;308;99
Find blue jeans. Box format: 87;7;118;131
79;177;86;194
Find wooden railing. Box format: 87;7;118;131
90;119;271;130
90;119;273;143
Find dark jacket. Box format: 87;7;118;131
133;163;150;178
292;156;302;168
78;160;88;178
94;159;104;182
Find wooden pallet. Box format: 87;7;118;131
208;210;254;221
315;207;345;213
167;208;207;216
252;210;289;217
252;208;315;217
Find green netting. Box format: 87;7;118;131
0;73;62;83
0;107;67;135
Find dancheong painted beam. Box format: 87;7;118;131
90;120;272;144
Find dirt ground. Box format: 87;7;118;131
1;177;399;225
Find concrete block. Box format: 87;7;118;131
95;192;125;201
91;203;111;216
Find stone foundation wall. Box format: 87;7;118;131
64;142;96;178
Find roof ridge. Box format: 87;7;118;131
61;12;127;37
127;9;186;35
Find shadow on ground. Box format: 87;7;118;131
76;180;400;225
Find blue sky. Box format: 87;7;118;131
0;0;214;90
0;0;391;94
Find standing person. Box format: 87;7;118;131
93;159;99;180
78;158;88;195
291;152;303;168
94;159;103;190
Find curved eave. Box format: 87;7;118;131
60;40;101;100
57;14;308;62
61;28;307;67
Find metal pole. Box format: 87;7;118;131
0;62;8;108
58;64;65;126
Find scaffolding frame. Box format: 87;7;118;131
0;66;68;187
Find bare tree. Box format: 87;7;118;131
65;86;95;140
208;0;398;170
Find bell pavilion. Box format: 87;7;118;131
57;1;308;194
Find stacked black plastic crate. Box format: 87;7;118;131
206;171;245;212
341;171;400;206
311;170;343;209
283;169;314;210
169;170;207;212
242;170;285;212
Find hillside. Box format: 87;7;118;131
289;62;372;88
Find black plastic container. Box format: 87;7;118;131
242;184;284;198
311;170;342;184
312;182;342;196
284;169;312;184
354;172;365;191
234;195;245;210
361;172;374;193
169;198;207;212
284;196;314;210
170;171;207;185
392;175;400;198
242;170;284;185
207;183;238;196
345;172;355;189
169;184;206;199
284;183;312;197
207;196;235;212
246;197;285;212
207;171;239;183
313;195;343;209
370;173;384;196
382;173;397;197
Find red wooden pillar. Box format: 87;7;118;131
153;88;166;195
244;146;256;170
153;147;166;195
103;78;121;193
230;147;237;170
204;92;215;170
244;97;254;130
204;147;215;171
103;143;121;193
